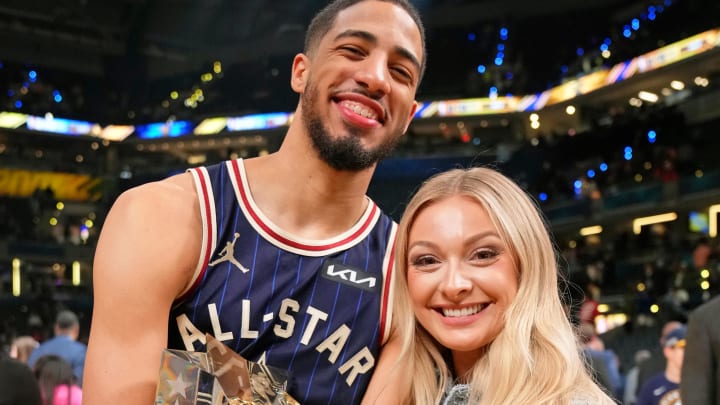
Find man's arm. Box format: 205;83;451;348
361;330;409;405
83;174;202;405
680;310;712;404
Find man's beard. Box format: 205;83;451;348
301;80;401;172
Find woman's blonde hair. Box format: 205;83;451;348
391;167;614;404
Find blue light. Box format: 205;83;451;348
494;57;503;66
539;192;548;202
648;12;656;20
648;130;657;143
54;93;63;103
657;5;665;12
664;0;671;6
472;137;481;146
7;89;14;97
14;100;22;108
574;180;582;189
477;64;486;74
576;47;584;56
489;86;498;94
623;28;632;38
500;27;508;39
631;18;640;30
505;72;513;80
624;146;633;161
497;44;505;51
28;70;37;81
561;65;568;74
587;169;596;178
599;163;608;172
600;44;609;52
648;5;656;13
496;52;505;59
467;32;476;41
603;38;612;45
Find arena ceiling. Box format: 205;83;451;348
0;0;707;123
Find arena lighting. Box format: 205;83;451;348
670;80;685;90
632;212;677;234
709;204;720;237
580;225;603;236
72;261;81;286
638;91;659;103
597;304;610;313
12;258;21;297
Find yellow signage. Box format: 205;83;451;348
0;169;102;201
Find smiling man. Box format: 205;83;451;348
82;1;425;404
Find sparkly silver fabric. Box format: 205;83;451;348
441;383;470;405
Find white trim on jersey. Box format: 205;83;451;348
379;222;397;345
227;159;381;257
179;167;218;299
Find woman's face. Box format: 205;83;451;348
406;195;518;363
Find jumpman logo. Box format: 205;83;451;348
209;232;250;273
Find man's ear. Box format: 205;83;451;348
291;53;310;94
402;100;418;134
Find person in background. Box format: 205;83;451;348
636;325;686;405
0;351;43;405
9;335;39;364
84;1;426;404
28;310;87;386
578;322;623;401
362;167;614;404
680;294;720;405
623;349;652;405
634;320;683;398
33;355;82;405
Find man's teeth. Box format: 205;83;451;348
341;100;378;120
442;304;486;317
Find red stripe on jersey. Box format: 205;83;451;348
230;159;377;252
379;236;395;345
176;168;214;303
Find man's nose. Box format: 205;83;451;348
354;55;391;97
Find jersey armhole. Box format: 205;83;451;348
175;167;217;304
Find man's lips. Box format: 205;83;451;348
332;92;386;124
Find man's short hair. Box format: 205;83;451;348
55;310;79;330
304;0;426;80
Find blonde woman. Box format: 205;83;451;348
363;167;615;404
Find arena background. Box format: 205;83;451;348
0;0;719;382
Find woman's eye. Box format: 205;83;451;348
410;255;438;267
472;249;499;260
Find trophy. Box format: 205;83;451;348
155;334;300;404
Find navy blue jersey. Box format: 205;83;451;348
167;159;397;405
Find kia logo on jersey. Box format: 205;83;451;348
321;260;381;293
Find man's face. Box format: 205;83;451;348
294;0;422;171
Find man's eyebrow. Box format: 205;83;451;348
333;29;422;74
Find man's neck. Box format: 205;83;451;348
664;366;681;383
242;153;376;239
